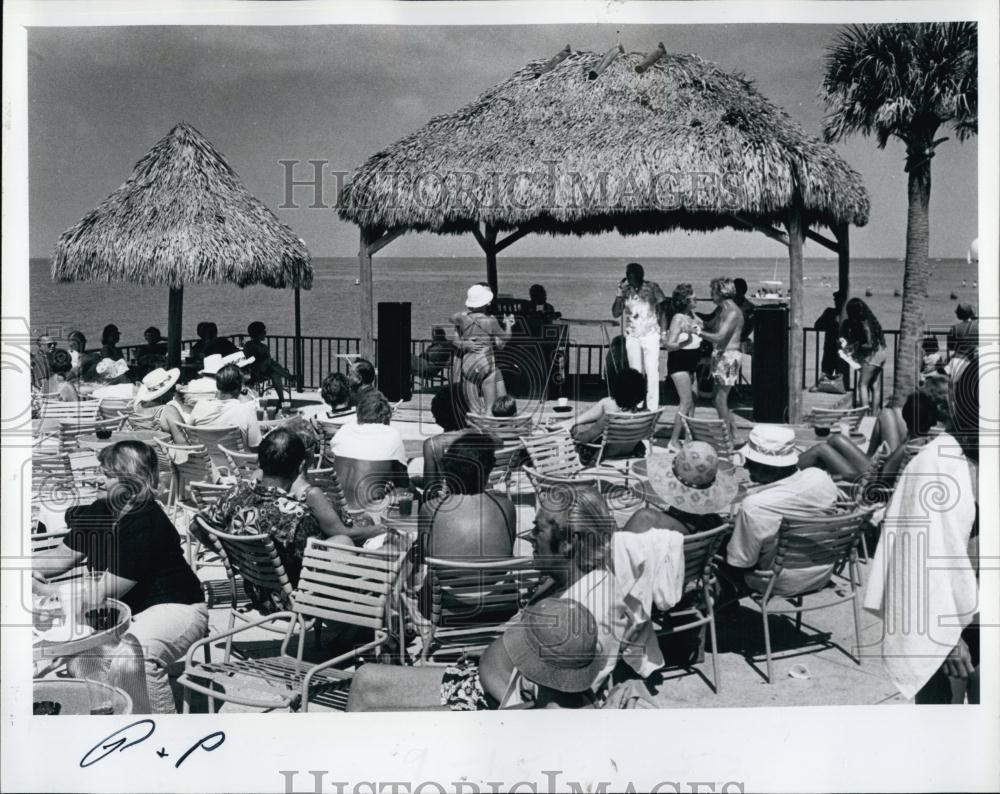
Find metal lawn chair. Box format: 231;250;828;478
746;508;874;683
180;537;407;713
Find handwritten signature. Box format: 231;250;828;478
80;719;225;769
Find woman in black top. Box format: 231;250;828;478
33;441;207;714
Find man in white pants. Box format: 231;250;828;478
611;262;666;410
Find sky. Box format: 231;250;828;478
27;23;979;260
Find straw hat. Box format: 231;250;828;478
134;367;180;404
465;284;494;309
200;351;255;375
646;442;738;514
739;424;800;467
502;598;602;693
95;358;129;379
181;376;218;396
91;382;136;400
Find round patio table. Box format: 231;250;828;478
76;429;167;453
32;597;132;662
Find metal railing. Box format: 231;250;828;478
112;326;940;398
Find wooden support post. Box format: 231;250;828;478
359;227;375;360
166;285;184;368
786;200;806;424
293;277;303;392
484;224;499;296
834;222;850;307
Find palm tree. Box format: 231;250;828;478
821;22;977;406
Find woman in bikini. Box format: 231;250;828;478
662;283;704;452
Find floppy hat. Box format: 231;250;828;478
180;376;218;396
95;358;130;379
645;442;739;515
739;424;800;467
134;367;180;404
465;284;494;309
200;351;255;375
502;598;602;693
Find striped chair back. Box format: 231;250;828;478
810;406;868;435
177;423;245;473
293;537;407;632
679;414;738;463
467;413;535;445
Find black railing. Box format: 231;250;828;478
116;326;940;399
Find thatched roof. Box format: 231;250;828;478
339;48;870;236
52;122;312;289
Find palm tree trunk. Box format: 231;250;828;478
892;148;932;407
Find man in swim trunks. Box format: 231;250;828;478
699;277;744;440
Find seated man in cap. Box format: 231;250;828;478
348;482;628;710
189;363;262;450
720;425;839;596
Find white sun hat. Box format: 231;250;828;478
134;367;180;405
465;284;494;309
181;377;219;397
739;424;800;467
200;351;255;375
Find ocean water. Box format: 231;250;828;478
28;256;980;346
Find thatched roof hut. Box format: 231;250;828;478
52;121;312;366
339;48;869;235
339;45;871;422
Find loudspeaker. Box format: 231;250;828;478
751;304;789;422
377;302;412;402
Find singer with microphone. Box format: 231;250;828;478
611;262;667;410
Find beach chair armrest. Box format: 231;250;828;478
184;609;299;667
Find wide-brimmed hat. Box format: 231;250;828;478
502;598;602;693
740;424;800;467
134;367;180;404
95;357;129;379
180;376;218;396
200;351;255;375
646;442;739;514
465;284;494;309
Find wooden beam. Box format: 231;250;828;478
833;222;851;389
366;227;406;256
293;278;303;392
833;222;850;306
635;42;666;73
534;45;571;78
786;197;805;425
588;44;623;80
484;224;499;296
359;227;375;360
730;213;789;248
166;285;184;368
804;227;840;253
471;224;489;252
494;226;531;253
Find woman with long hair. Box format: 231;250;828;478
840;297;887;412
33;441;208;713
662;283;704;452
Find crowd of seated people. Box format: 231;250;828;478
30;304;980;715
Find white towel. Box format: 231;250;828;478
863;434;978;700
613;528;685;677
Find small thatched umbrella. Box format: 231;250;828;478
52;122;312;368
339;45;870;422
